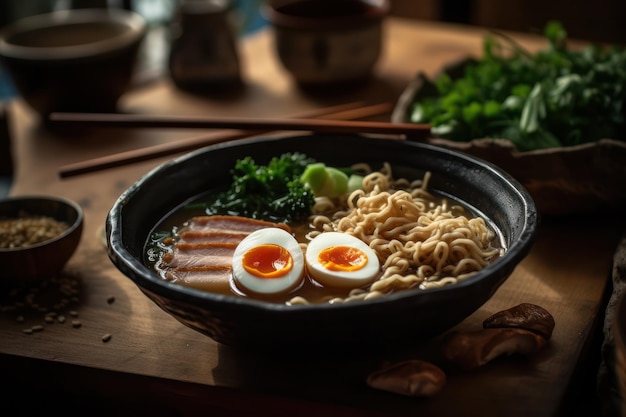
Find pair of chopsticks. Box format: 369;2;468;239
53;102;431;178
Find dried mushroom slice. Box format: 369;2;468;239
366;359;446;397
483;303;555;339
441;328;548;371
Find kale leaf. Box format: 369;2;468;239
205;152;316;223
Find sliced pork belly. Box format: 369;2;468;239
177;230;248;245
183;215;290;235
164;266;233;293
161;242;238;269
157;215;291;294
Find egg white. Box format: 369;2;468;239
305;232;380;288
232;227;304;295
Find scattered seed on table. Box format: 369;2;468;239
31;325;44;332
57;315;66;324
15;315;24;323
22;328;33;334
102;334;112;343
69;310;78;317
72;320;81;328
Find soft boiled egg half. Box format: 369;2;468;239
305;232;380;288
232;227;305;296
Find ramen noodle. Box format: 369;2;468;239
289;163;502;304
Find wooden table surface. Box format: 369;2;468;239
1;17;624;416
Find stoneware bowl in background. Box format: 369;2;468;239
262;0;389;87
0;195;83;284
106;133;539;352
0;8;147;117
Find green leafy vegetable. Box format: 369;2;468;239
205;152;316;223
409;21;626;151
203;153;362;223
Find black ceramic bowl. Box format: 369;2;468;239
0;195;83;284
106;134;538;351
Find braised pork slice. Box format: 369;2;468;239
157;215;290;293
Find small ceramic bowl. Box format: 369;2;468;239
262;0;389;87
0;8;147;117
0;196;83;284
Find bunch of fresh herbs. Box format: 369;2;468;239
409;21;626;151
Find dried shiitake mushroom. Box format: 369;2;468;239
366;359;447;397
441;303;555;370
483;303;555;339
367;304;556;394
441;327;548;371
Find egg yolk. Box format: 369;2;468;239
242;244;294;278
318;246;368;272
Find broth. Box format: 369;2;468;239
146;165;504;305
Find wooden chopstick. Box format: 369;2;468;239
58;102;407;178
49;112;429;136
58;101;369;179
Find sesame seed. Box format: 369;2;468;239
0;215;69;249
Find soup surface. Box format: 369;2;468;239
146;159;504;305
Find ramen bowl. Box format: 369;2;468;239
106;133;538;351
0;8;146;117
0;195;84;285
